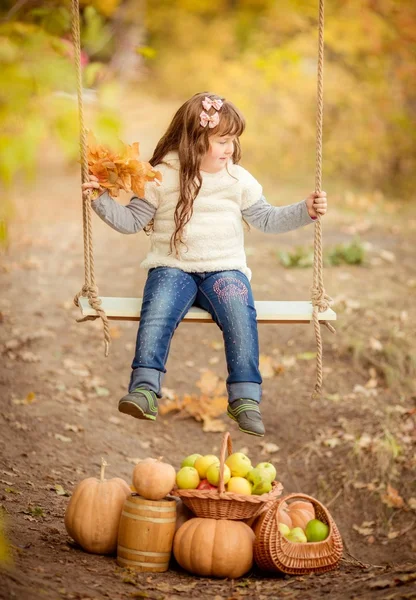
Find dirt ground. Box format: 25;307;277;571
1;97;415;600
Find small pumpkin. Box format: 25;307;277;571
277;499;315;530
286;500;315;530
132;457;176;501
174;518;255;578
64;458;130;554
277;501;293;529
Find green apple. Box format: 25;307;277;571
227;476;252;495
305;519;329;542
194;455;220;479
255;462;277;482
206;462;231;486
225;452;252;478
181;453;202;468
286;527;307;543
175;466;200;489
251;479;272;495
246;467;270;485
278;523;291;536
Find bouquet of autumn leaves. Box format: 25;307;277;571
87;132;162;199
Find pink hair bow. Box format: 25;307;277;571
200;110;220;128
202;96;223;111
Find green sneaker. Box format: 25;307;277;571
118;388;158;421
227;398;265;437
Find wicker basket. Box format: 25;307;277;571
253;493;343;574
171;431;283;520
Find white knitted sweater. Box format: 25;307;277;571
140;152;263;279
91;152;315;281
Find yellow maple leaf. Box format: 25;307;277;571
86;132;162;199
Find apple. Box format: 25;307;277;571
197;479;217;491
251;479;272;495
206;462;231;486
285;527;307;543
194;455;219;479
225;452;252;478
305;519;329;542
181;453;202;468
175;466;200;490
226;476;252;495
247;467;272;485
255;462;277;482
278;523;291;536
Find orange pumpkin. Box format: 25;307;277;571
65;459;130;554
286;500;315;530
132;457;176;501
174;518;255;578
277;500;315;530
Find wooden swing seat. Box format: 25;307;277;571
79;297;336;324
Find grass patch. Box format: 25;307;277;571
277;237;365;268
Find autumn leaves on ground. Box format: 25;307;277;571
0;94;415;598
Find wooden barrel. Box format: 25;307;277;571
117;495;177;572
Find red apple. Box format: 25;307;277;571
197;479;217;490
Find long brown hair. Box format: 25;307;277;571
147;92;246;256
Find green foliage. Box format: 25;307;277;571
144;0;416;197
277;246;314;269
0;510;11;564
0;0;122;245
277;237;366;268
326;238;365;266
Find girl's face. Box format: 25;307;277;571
200;134;236;173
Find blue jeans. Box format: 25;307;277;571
129;267;262;403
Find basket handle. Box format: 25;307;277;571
274;492;334;534
218;431;233;493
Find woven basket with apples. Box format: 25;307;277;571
171;431;283;520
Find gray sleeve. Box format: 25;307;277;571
91;190;156;234
242;195;315;234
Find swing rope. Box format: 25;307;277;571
71;0;111;357
71;0;334;392
311;0;335;396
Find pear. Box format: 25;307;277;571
285;527;307;543
278;522;291;536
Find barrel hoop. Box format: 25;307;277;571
124;500;176;513
121;511;176;523
117;556;169;568
118;546;171;558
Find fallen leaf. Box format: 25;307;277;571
64;423;82;433
369;337;383;352
382;484;404;509
202;417;226;433
353;522;374;536
54;484;70;496
379;249;396;263
196;370;225;396
259;442;280;455
173;582;198;592
12;392;36;405
54;434;72;443
4;488;21;495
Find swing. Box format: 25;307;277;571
71;0;336;395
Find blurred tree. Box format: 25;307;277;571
142;0;416;197
0;0;122;247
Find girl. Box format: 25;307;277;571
82;92;327;437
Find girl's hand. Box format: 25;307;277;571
82;175;105;200
305;191;327;218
